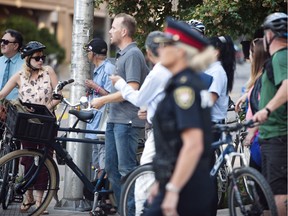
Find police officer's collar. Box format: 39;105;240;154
166;68;192;91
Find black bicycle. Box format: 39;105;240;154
0;79;115;216
119;120;277;216
0;107;21;210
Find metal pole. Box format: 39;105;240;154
55;0;94;211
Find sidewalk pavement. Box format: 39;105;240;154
45;160;229;216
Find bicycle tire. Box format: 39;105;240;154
120;164;155;216
0;143;11;207
228;167;277;216
0;149;57;216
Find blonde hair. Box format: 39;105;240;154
22;63;46;80
176;43;216;71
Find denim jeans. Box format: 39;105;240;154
105;123;142;208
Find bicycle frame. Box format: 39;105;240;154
210;132;249;178
14;126;108;199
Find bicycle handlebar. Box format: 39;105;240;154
53;79;97;120
55;79;74;93
212;120;257;133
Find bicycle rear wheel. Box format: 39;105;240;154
0;149;57;216
228;167;277;216
120;164;155;216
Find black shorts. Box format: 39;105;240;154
259;135;287;195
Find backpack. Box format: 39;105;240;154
250;75;262;115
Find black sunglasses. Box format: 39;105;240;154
0;39;17;45
31;55;46;62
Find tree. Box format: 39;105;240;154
95;0;201;49
191;0;287;39
0;15;65;64
95;0;286;45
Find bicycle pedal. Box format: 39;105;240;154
13;194;23;203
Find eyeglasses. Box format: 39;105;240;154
159;41;175;48
31;55;46;62
0;39;17;45
250;38;262;53
83;46;92;53
252;38;261;46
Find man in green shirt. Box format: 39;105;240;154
253;12;287;215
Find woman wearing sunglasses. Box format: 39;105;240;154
0;40;60;214
143;17;215;216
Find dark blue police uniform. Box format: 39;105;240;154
144;68;215;216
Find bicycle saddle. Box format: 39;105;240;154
69;109;94;122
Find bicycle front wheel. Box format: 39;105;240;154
228;167;277;216
0;143;11;207
0;149;58;216
120;164;155;216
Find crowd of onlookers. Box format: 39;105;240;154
0;11;287;216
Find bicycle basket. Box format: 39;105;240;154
6;101;57;143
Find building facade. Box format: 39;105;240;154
0;0;111;62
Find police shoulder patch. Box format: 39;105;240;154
174;86;195;109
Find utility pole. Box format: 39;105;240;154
55;0;94;211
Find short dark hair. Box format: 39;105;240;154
4;29;23;51
145;31;165;57
115;13;137;37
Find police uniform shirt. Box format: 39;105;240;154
153;68;213;185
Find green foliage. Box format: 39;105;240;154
192;0;287;39
95;0;286;47
95;0;200;52
0;15;65;64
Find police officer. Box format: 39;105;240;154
143;17;215;216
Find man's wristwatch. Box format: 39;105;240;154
165;182;180;193
265;107;271;117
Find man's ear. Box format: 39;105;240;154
121;27;127;38
265;30;274;41
146;49;152;59
14;43;19;52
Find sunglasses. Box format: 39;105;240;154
83;45;92;53
250;38;262;53
31;55;46;62
159;41;175;48
0;39;17;45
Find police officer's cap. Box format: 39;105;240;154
154;17;209;50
